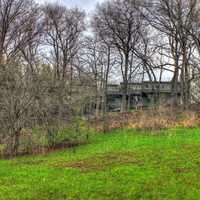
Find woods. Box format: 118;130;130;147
0;0;200;156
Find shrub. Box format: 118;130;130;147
0;117;91;157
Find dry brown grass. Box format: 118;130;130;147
94;106;200;132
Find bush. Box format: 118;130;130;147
0;118;91;157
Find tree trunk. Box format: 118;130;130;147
12;128;22;156
171;60;179;107
121;53;129;112
102;47;110;133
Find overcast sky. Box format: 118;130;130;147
36;0;105;13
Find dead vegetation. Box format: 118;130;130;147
92;106;200;132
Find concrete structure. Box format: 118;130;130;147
107;81;181;111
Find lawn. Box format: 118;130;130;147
1;128;200;200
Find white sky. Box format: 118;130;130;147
35;0;105;13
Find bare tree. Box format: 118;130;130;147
0;61;45;155
141;0;199;107
43;3;85;118
43;4;85;80
0;0;41;64
93;0;144;112
78;36;104;116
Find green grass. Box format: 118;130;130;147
1;128;200;200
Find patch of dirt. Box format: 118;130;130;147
174;167;192;174
61;151;142;172
12;159;46;166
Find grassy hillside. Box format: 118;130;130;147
1;128;200;200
